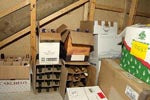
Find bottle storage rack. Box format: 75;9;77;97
35;63;62;93
66;65;88;88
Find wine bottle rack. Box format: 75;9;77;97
35;64;62;93
66;65;88;88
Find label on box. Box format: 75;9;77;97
130;40;148;60
125;85;139;100
0;80;30;93
39;42;60;65
71;55;85;61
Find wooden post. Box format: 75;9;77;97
30;0;37;66
83;3;88;20
128;0;138;25
89;0;96;21
120;0;128;31
30;0;37;93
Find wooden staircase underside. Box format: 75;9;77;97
0;0;88;49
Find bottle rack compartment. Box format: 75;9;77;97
66;65;88;88
35;64;61;93
36;86;60;93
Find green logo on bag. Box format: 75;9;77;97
139;31;146;40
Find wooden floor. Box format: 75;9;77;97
0;91;63;100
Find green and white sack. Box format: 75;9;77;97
120;24;150;84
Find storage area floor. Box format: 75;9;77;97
0;91;63;100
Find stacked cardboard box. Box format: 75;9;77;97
39;31;61;65
35;24;96;96
58;24;97;96
98;59;150;100
120;25;150;84
0;56;30;93
80;20;122;84
34;28;64;94
65;86;108;100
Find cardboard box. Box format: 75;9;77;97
89;58;101;84
98;59;150;100
121;25;150;84
0;66;30;80
80;20;117;35
39;33;61;65
65;86;108;100
80;21;122;59
0;79;31;93
64;31;94;61
60;61;96;97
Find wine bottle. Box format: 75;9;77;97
38;81;42;87
46;88;50;92
37;87;42;93
47;81;51;86
73;67;80;73
74;74;81;81
47;74;51;79
54;87;58;91
37;74;42;79
1;53;5;59
46;65;52;71
55;73;60;79
55;65;61;70
55;81;59;85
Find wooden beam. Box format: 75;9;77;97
83;3;89;20
96;4;124;13
96;3;150;18
120;0;128;31
0;27;30;48
128;0;139;25
0;0;30;18
0;0;88;48
89;0;96;21
39;0;88;25
30;0;37;66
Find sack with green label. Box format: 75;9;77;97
120;24;150;84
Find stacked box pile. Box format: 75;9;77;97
80;20;122;83
0;55;30;93
120;25;150;84
34;24;96;96
57;24;96;97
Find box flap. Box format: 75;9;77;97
56;24;68;33
40;33;61;42
70;31;94;46
62;60;90;65
80;21;94;33
61;30;70;43
56;24;69;43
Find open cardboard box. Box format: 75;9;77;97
64;31;94;61
0;58;30;80
0;57;31;93
60;60;96;97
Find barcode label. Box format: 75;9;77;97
125;85;139;100
46;58;57;61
